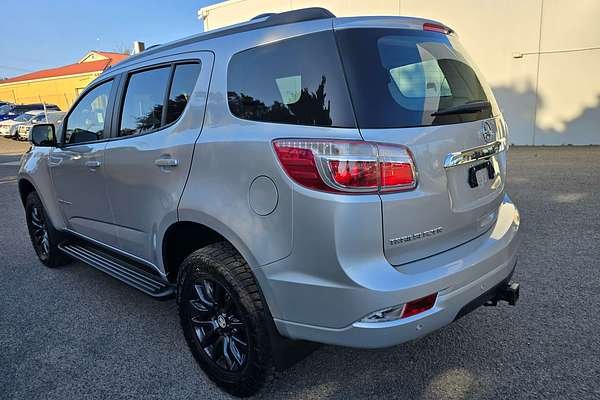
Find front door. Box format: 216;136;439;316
49;79;118;246
103;53;213;267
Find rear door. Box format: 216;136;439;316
103;52;213;266
336;23;508;266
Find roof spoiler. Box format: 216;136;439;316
250;7;335;26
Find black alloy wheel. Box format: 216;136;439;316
28;202;50;261
186;278;249;371
177;242;275;397
25;191;70;267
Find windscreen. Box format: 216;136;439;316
14;114;34;122
32;114;47;123
335;28;494;129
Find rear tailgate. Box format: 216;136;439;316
362;121;506;265
335;19;508;265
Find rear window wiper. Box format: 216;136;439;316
431;100;491;116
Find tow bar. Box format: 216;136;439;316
454;279;520;321
484;281;520;306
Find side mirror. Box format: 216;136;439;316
30;124;56;147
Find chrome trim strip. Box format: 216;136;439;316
444;139;506;169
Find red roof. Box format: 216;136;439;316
0;52;129;85
91;51;130;60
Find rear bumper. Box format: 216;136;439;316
262;194;520;348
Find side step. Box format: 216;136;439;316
59;240;175;299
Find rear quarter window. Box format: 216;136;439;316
165;63;201;125
227;31;356;128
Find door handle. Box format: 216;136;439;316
154;158;179;167
85;160;102;169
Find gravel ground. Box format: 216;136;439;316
1;145;599;399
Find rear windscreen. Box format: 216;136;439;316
335;28;493;129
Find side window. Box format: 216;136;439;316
227;31;356;128
119;67;170;137
165;63;201;124
65;80;113;145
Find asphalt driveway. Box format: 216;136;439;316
1;142;599;399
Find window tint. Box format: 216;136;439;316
64;80;113;144
165;63;201;124
336;29;492;129
227;31;355;128
120;67;170;137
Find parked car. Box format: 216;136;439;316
18;8;520;397
0;104;14;119
0;103;60;121
0;110;45;138
17;111;66;141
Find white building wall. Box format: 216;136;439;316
199;0;600;145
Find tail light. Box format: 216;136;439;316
423;22;451;35
273;139;417;194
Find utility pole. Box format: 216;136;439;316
39;95;48;122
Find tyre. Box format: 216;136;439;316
25;191;70;267
177;242;275;397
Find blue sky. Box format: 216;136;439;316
0;0;222;78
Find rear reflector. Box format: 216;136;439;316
273;139;417;194
401;293;438;319
423;22;451;34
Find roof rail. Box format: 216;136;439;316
111;8;336;70
256;7;335;26
251;13;276;20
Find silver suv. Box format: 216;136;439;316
19;8;521;397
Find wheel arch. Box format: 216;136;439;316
162;219;283;319
162;220;259;284
18;178;36;207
